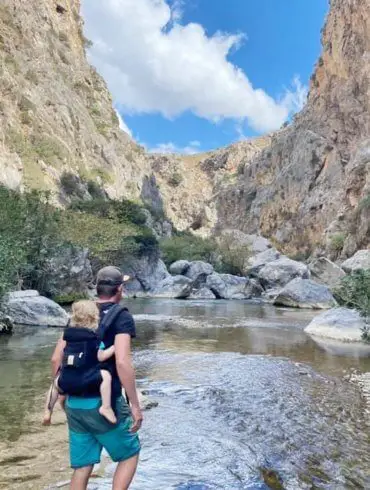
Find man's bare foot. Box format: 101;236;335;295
42;411;52;426
99;406;117;424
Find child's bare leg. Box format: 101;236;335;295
42;376;60;426
99;370;117;424
59;395;66;412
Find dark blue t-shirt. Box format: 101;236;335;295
97;303;136;399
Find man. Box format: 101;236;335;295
50;266;143;490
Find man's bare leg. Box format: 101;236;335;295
70;465;93;490
112;454;139;490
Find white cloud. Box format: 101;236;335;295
148;141;202;155
115;109;132;137
82;0;307;133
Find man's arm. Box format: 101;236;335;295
97;345;115;362
51;335;66;376
115;333;143;433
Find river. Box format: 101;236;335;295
0;299;370;489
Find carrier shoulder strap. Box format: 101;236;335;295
98;304;125;341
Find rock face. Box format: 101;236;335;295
257;258;310;289
305;307;366;342
43;246;93;298
247;248;281;276
274;278;337;309
214;0;370;256
309;257;346;288
341;250;370;273
5;290;69;327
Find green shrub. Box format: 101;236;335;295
32;134;66;162
334;270;370;343
160;233;216;267
168;172;183;187
329;233;346;255
60;172;84;198
359;193;370;211
87;180;105;199
53;292;88;305
216;234;252;276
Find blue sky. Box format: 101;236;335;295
83;0;328;153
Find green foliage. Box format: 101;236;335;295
216;235;252;276
89;104;101;117
359;193;370;211
87;180;105;199
69;197;147;226
95;121;110;138
334;270;370;343
168;172;183;187
329;233;346;256
0;186;63;300
160;233;216;266
60;172;84;198
32;134;66;162
53;292;88;305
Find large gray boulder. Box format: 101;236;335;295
206;273;262;300
43;246;93;299
188;287;216;300
169;260;190;276
151;275;193;299
258;257;310;289
5;290;69;327
341;250;370;273
222;229;272;254
246;248;281;276
273;278;337;309
305;307;366;342
185;261;214;281
309;257;346;288
122;255;170;292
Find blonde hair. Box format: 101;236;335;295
70;300;99;330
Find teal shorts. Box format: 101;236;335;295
66;396;141;469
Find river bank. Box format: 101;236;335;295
1;300;370;489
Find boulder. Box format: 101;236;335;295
0;314;13;335
169;260;190;276
258;257;310;289
305;307;366;342
206;273;262;300
185;261;214;281
273;278;337;309
5;290;69;327
188;287;216;300
341;250;370;273
309;257;346;288
43;246;93;298
151;275;193;299
222;229;272;254
122;255;170;292
246;248;281;276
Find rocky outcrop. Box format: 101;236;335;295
308;257;346;288
246;248;281;276
274;278;337;309
151;275;193;299
206;273;262;300
4;290;69;327
214;0;370;257
341;250;370;273
185;261;214;281
257;258;310;289
305;307;365;342
169;260;190;276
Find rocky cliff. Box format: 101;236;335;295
214;0;370;257
0;0;150;202
0;0;368;257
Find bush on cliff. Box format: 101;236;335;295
334;270;370;342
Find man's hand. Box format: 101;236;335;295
130;404;143;433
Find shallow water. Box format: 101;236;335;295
1;299;370;489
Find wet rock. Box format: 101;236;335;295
4;290;69;327
206;273;261;300
341;250;370;273
258;257;310;289
0;314;13;335
169;260;190;276
188;287;216;300
137;390;159;411
185;261;214;281
151;275;193;299
246;248;281;276
274;278;337;309
309;257;346;288
305;307;365;342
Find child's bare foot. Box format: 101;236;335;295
42;411;52;426
99;406;117;424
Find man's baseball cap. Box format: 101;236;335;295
96;266;130;286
